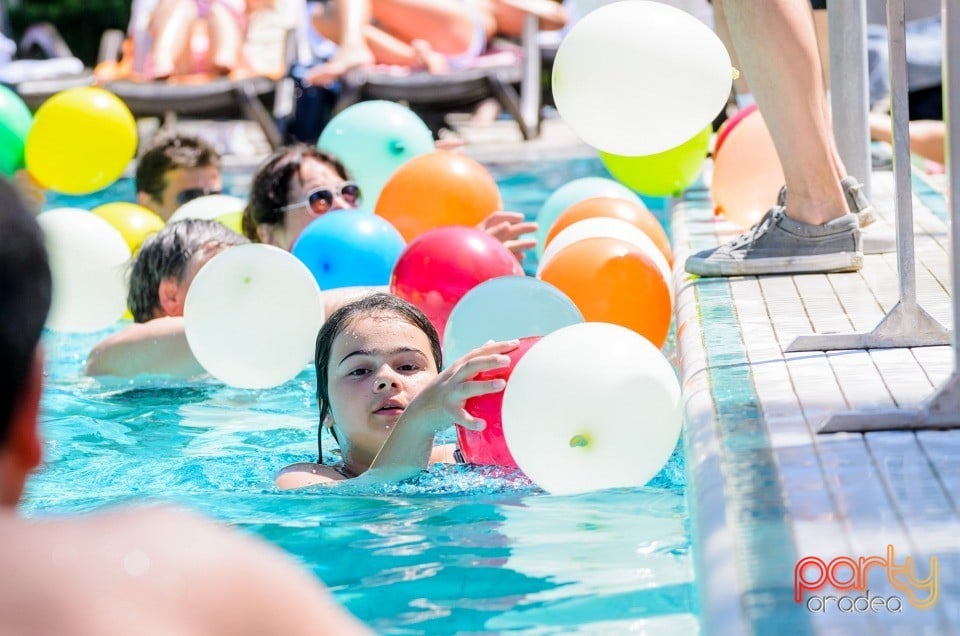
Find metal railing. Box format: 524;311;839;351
785;0;959;432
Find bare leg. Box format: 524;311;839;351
370;0;477;56
150;0;198;79
308;0;376;84
206;2;244;73
719;0;847;225
869;113;946;165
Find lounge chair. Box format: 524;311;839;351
332;13;544;140
94;0;310;149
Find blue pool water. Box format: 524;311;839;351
29;156;697;634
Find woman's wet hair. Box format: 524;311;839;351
241;145;349;241
127;219;248;322
313;293;442;462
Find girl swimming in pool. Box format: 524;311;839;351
275;293;517;488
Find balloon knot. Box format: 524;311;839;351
389;140;406;155
569;434;590;448
731;67;741;80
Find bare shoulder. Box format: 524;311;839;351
275;462;348;490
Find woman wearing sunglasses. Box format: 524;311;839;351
241;144;537;256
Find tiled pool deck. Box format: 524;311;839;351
673;168;960;635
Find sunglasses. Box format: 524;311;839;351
277;182;361;215
175;187;224;206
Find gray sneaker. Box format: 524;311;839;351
776;177;876;227
685;207;862;277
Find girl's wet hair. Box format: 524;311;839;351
241;145;349;241
313;293;442;462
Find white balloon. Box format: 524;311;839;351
184;244;325;389
502;322;681;494
38;208;131;333
443;276;584;364
537;217;674;307
552;1;732;155
169;194;246;224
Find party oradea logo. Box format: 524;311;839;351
794;545;938;613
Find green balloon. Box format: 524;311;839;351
317;101;435;210
600;125;712;197
0;85;33;177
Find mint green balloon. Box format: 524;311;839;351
0;85;33;177
317;101;435;210
534;177;642;256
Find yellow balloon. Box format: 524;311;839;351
599;125;712;197
215;211;244;235
92;202;165;252
25;87;137;195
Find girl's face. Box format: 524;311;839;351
326;313;439;471
258;157;358;251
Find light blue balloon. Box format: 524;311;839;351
317;101;435;210
291;210;406;290
534;177;642;256
443;276;584;365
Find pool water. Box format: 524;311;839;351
29;156;697;634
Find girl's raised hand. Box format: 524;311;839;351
409;339;519;433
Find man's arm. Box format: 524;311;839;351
84;317;203;378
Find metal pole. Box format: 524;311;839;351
828;0;872;199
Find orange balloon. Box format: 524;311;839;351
539;237;671;348
711;109;784;228
545;197;672;265
375;151;503;241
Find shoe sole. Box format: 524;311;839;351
686;252;863;277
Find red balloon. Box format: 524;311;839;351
459;336;541;467
714;103;758;159
390;226;520;340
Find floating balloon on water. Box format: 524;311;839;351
712;107;784;228
545;196;672;265
552;1;731;155
169;194;246;224
375;151;502;241
318;100;435;209
535;177;642;257
0;85;33;176
443;276;583;364
292;210;405;289
390;226;519;340
539;237;671;348
599;124;712;196
38;208;131;332
91;202;165;252
184;244;324;389
502;322;682;494
26;87;137;194
537;217;673;307
459;336;540;467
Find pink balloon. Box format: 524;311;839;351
390;227;520;340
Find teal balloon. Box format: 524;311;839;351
534;177;641;256
442;275;584;365
317;101;435;210
0;86;33;176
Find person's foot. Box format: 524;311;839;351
776;177;877;227
685;207;862;277
410;39;449;74
303;43;375;87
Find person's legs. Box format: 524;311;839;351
686;0;863;277
206;2;245;72
150;0;199;78
370;0;477;56
722;0;847;225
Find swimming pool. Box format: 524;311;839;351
29;156;697;634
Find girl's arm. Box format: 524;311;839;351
361;340;518;483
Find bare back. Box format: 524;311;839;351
0;506;369;635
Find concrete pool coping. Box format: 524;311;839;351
672;167;959;635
